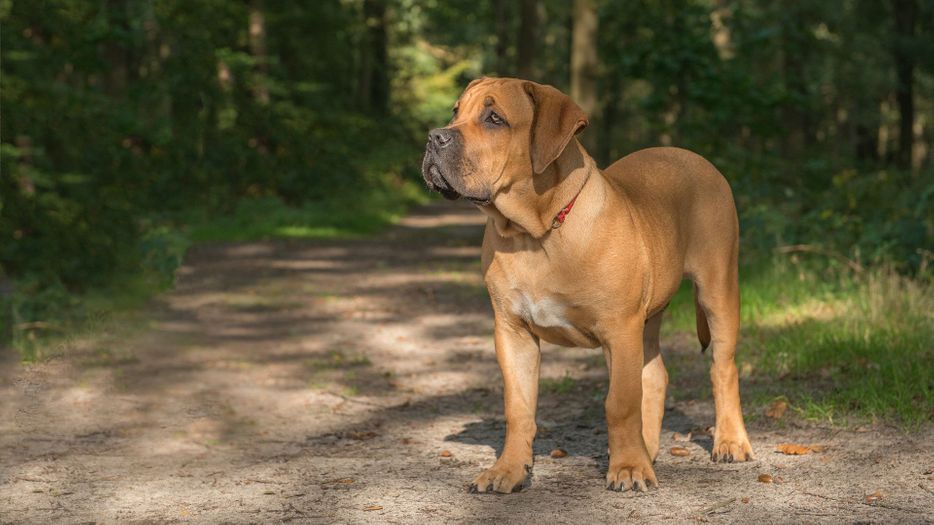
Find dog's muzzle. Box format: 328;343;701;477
421;128;462;200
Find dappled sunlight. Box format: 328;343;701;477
3;201;932;522
4;0;931;519
752;297;847;329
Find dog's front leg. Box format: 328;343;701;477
604;317;658;492
470;317;540;494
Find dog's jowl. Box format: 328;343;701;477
422;77;753;494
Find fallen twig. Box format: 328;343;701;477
14;321;63;332
699;497;736;515
775;244;864;274
803;491;923;514
245;478;285;485
324;390;393;408
13;476;51;483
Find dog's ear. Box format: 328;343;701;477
523;82;589;174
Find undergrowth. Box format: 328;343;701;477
665;256;934;427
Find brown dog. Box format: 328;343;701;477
421;78;753;493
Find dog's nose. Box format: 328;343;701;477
429;128;454;149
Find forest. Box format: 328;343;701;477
2;1;933;415
2;2;934;521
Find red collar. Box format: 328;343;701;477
551;193;579;229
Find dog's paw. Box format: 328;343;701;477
606;457;658;492
469;461;531;494
711;434;754;463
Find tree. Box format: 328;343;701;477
494;0;511;76
517;0;538;80
359;0;389;114
570;0;599;153
891;0;917;169
249;0;270;105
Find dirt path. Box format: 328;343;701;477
2;202;933;524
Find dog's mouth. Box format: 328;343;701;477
422;151;492;205
427;164;461;201
422;150;461;201
465;195;491;206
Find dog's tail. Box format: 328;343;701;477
694;284;711;353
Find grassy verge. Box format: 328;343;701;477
5;147;429;362
186;183;427;242
665;257;934;427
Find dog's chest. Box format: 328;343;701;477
511;293;572;329
504;289;599;348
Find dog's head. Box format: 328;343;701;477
421;78;588;205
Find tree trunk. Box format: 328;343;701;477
891;0;916;169
249;0;270;105
494;0;510;76
570;0;599;153
780;24;807;157
854;103;881;163
104;0;130;98
517;0;537;80
358;0;389;114
597;73;621;167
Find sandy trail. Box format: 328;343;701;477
1;201;932;523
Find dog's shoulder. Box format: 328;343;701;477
604;147;729;198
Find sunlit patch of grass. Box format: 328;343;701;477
307;349;372;371
665;258;934;427
11;274;158;363
221;293;303;313
541;372;577;395
304;350;378;396
187;177;428;242
81;347;140;368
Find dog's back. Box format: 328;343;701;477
603;146;739;278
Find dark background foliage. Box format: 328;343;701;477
1;0;932;337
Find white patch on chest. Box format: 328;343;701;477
511;293;572;329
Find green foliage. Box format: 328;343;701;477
541;372;578;395
0;0;430;346
666;258;934;426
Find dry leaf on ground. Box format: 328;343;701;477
364;505;383;511
775;443;813;455
550;448;568;458
670;446;690;457
439;450;452;458
765;400;788;419
672;431;692;442
347;430;378;440
865;490;884;503
757;474;773;483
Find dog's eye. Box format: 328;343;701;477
486;111;505;126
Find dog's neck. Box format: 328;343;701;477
480;139;600;239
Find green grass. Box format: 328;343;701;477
185;142;429;242
7;176;428;363
665;258;934;427
8;266;173;363
186;182;427;242
541;372;578;394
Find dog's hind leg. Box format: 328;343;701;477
641;311;667;461
693;245;754;463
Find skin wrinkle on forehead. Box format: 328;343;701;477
454;82;535;192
